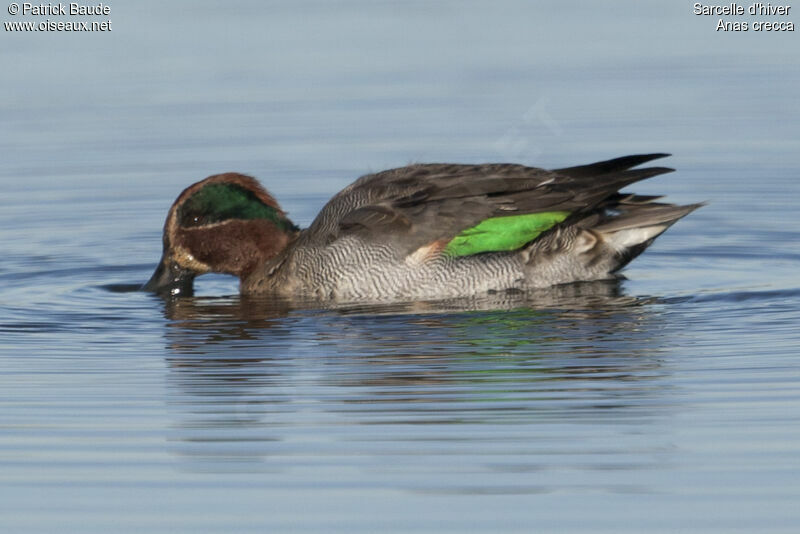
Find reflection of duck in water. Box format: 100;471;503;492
160;280;668;383
144;154;700;301
161;284;671;474
156;279;653;357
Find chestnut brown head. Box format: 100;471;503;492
143;173;299;296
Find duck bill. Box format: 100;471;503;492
142;255;196;297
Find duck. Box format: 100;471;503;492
143;153;701;301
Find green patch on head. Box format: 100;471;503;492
444;211;569;257
179;183;297;231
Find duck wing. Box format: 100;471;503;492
305;154;674;257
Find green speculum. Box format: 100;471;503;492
444;211;570;257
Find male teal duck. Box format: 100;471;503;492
143;154;701;300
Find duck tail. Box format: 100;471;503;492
594;200;705;271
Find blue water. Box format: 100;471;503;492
2;2;800;532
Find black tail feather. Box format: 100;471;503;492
553;153;672;178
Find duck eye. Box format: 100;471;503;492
179;211;207;228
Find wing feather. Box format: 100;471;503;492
302;154;675;256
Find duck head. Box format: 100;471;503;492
143;173;299;296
